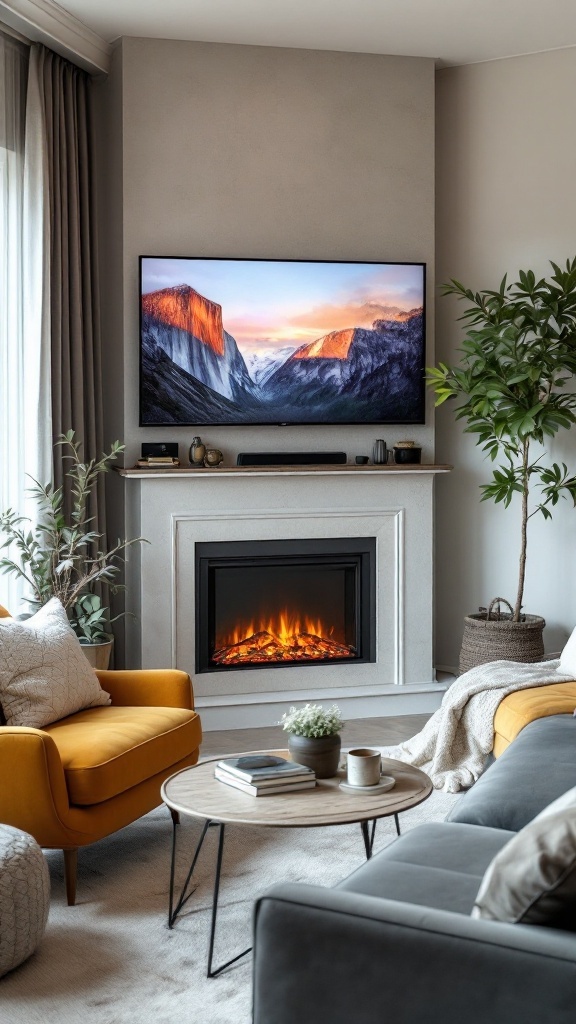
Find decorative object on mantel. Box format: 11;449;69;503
189;436;206;466
141;441;179;460
203;448;224;467
393;440;422;464
355;456;369;465
280;703;344;779
372;439;387;464
0;431;145;670
427;259;576;672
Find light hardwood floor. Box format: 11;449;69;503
199;712;430;759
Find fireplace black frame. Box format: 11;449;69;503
195;537;376;674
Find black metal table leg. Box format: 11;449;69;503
168;817;252;978
360;818;377;859
206;824;252;978
394;812;401;836
168;816;211;928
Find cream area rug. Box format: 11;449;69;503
1;790;459;1024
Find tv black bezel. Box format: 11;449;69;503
138;255;427;428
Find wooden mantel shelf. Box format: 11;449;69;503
117;463;452;479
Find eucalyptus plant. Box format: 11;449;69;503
0;431;143;642
427;259;576;621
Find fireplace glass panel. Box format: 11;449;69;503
195;538;375;673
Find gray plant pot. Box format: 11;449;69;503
287;733;341;779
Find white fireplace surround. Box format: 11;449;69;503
121;466;448;729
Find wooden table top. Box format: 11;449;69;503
161;749;432;828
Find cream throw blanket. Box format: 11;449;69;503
381;659;575;793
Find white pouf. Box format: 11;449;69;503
0;825;50;977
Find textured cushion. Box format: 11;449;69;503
0;598;110;728
338;822;514;915
448;715;576;832
0;825;50;977
472;787;576;928
44;704;202;804
558;625;576;676
493;682;576;757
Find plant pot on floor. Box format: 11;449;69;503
287;733;341;779
80;638;114;671
459;598;545;675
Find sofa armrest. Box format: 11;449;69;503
253;884;576;1024
96;669;194;710
0;727;73;845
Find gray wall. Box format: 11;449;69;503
436;49;576;669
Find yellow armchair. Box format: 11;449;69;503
0;649;202;905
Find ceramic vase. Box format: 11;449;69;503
287;733;341;779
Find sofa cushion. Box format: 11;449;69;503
447;715;576;832
0;599;110;728
337;822;514;915
493;682;576;756
44;705;201;805
473;787;576;929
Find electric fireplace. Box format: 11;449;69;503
195;538;376;674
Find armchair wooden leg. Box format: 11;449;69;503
63;848;78;906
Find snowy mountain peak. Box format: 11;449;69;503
142;284;225;356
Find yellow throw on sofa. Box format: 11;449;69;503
0;605;202;905
493;681;576;757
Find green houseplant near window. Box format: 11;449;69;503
0;431;144;668
280;703;344;778
427;259;576;672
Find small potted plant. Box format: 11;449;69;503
280;703;344;778
0;431;144;669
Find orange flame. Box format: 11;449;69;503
218;608;336;650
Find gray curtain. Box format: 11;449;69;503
33;44;105;532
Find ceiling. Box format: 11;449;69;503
53;0;576;67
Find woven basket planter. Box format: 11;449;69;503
459;598;545;675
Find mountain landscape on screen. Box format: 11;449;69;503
140;259;425;425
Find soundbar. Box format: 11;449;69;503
236;452;347;467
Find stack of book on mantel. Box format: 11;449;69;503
214;754;316;796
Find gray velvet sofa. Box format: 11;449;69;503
252;714;576;1024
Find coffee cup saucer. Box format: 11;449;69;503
339;775;395;795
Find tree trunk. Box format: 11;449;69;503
514;439;530;621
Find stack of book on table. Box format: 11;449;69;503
214;754;316;796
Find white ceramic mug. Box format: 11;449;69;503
346;748;382;787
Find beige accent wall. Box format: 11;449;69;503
436;49;576;669
98;37;435;464
95;37;435;666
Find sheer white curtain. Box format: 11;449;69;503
0;30;51;613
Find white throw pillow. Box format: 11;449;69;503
0;598;110;728
557;625;576;676
472;787;576;929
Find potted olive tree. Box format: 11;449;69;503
427;259;576;672
0;431;144;669
280;703;344;778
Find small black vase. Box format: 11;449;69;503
287;733;341;779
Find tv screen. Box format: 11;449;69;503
139;257;426;426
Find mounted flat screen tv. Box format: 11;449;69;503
139;257;426;426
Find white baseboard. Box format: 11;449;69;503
197;683;446;731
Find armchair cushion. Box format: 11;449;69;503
0;598;110;728
43;705;201;805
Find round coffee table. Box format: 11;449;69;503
161;750;432;977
